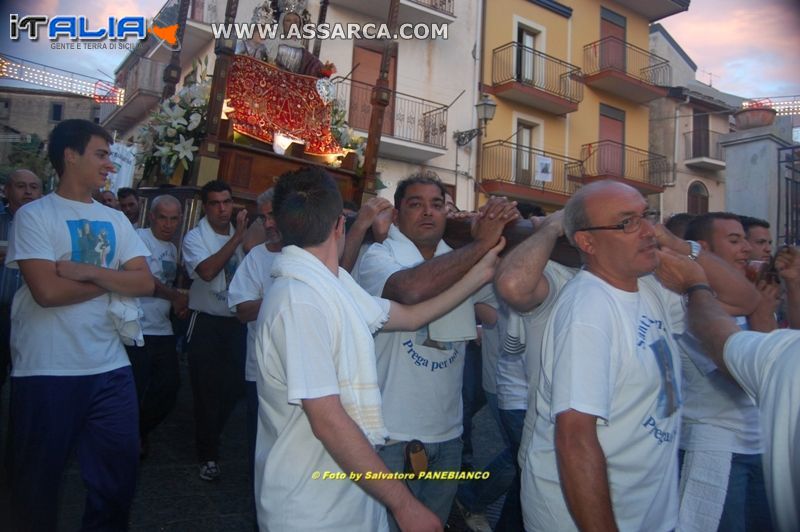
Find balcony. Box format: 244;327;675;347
329;0;455;25
490;43;583;115
101;58;166;133
146;0;216;65
480;140;583;205
684;130;726;171
583;37;670;103
608;0;689;21
575;140;668;194
332;78;448;162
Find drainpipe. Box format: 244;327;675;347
473;0;487;211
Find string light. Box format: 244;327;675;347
0;55;124;105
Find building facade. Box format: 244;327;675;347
648;23;743;219
479;0;688;210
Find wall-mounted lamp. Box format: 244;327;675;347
453;93;497;146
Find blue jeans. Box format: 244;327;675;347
461;340;485;470
718;452;773;532
496;408;526;532
378;437;463;530
457;393;515;513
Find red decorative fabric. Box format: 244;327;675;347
227;55;342;155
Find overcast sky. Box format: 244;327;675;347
1;0;799;99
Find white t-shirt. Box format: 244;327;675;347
724;330;800;532
522;271;685;532
136;228;177;336
182;222;241;317
678;314;762;453
254;275;390;532
474;283;501;395
512;262;576;455
227;245;278;382
7;194;149;376
356;238;470;443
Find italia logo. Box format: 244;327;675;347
9;14;181;50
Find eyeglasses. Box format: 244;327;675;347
577;210;659;234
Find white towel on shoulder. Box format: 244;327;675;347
678;450;732;532
108;293;144;347
271;245;389;446
383;225;476;342
197;216;243;296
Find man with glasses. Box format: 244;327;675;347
521;180;759;531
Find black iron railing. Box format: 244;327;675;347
332;78;448;149
407;0;455;16
580;140;668;187
583;37;671;87
684;130;725;161
481;140;583;196
492;42;583;104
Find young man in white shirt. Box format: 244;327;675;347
254;167;503;531
6;119;153;530
182;180;248;481
655;244;800;532
127;194;188;453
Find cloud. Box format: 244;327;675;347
660;0;800;97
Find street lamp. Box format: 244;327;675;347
453;93;497;146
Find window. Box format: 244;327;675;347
0;99;10;119
687;181;709;215
92;105;101;124
50;103;63;122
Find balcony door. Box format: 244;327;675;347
599;104;625;177
600;8;626;72
515;122;536;186
350;44;396;136
692;110;710;158
516;28;536;85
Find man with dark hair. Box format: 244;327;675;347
182;179;248;481
254;166;501;531
117;187;141;226
740;216;773;261
664;212;695;240
7;119;153;529
678;211;772;530
356;171;518;528
655;245;800;532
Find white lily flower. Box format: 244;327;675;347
187;113;202;131
174;134;198;163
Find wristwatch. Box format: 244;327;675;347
686;240;701;261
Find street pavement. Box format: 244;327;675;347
0;356;506;531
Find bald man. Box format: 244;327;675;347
0;169;43;399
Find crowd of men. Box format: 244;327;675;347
0;118;797;532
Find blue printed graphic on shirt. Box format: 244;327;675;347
650;336;681;418
161;260;177;284
67;219;116;267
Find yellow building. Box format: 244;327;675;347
478;0;688;209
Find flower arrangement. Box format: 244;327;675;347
330;101;366;168
136;57;211;181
